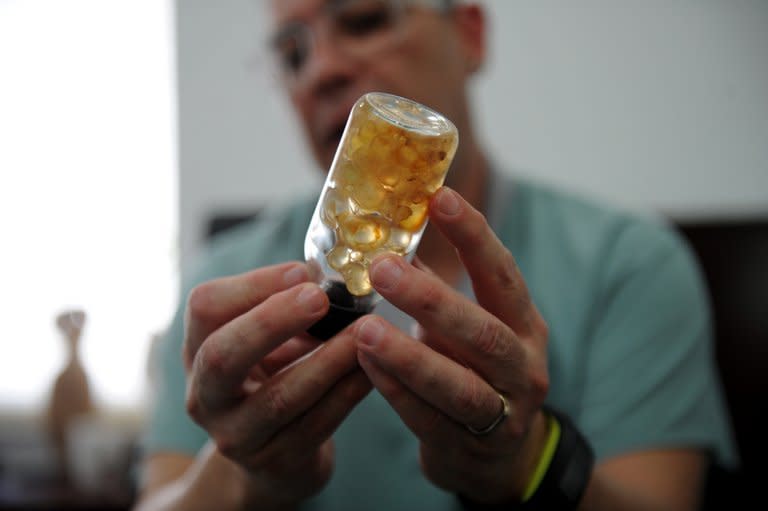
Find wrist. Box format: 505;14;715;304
511;409;552;498
457;408;550;506
459;406;594;510
520;411;561;501
207;445;299;511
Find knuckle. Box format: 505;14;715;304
416;280;445;315
495;249;520;289
398;350;424;382
534;313;550;341
529;368;550;403
245;271;271;303
187;282;216;322
463;209;491;244
453;369;484;416
196;337;228;378
262;382;292;423
516;292;534;316
472;318;508;358
443;300;467;332
213;432;240;461
249;307;278;339
184;388;201;421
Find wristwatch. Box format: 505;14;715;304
459;406;594;510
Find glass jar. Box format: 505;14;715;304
305;92;458;339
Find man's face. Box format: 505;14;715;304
269;0;477;170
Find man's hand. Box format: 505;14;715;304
183;262;372;508
354;187;550;504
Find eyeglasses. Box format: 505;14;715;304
267;0;452;90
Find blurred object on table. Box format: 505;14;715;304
45;309;94;485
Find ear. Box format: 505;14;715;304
453;3;487;75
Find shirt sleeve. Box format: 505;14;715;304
577;220;736;467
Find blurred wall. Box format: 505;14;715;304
176;0;768;268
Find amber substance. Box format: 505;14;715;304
321;98;457;295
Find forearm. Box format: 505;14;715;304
134;442;294;511
579;475;695;511
577;450;706;511
515;409;705;511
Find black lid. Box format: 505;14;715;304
306;302;368;340
306;281;371;340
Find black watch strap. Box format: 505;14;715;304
523;406;594;510
459;406;594;510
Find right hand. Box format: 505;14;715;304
183;262;372;508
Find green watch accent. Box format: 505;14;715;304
523;406;595;509
521;412;561;501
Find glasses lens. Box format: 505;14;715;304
271;24;309;76
332;0;400;40
269;0;405;86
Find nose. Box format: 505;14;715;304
298;24;356;99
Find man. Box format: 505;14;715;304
135;1;734;510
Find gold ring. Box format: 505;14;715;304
466;392;511;436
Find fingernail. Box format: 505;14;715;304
297;284;325;314
370;256;403;292
358;317;385;348
283;265;307;287
436;188;460;216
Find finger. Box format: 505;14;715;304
356;352;496;493
245;369;372;472
203;326;362;459
409;321;425;341
369;254;525;383
189;282;328;412
429;187;538;335
355;316;506;434
357;348;452;441
411;256;436;275
259;335;323;376
184;262;310;368
413;326;465;374
357;343;527;501
419;328;465;366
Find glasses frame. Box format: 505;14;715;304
265;0;456;91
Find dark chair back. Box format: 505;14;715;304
676;219;768;508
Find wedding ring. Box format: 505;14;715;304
466;392;511;436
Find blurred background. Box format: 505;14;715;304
1;0;766;509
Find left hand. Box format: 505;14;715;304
354;187;551;504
